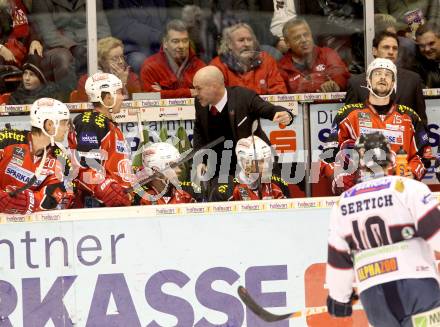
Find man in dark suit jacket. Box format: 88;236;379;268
192;65;293;187
345;31;427;124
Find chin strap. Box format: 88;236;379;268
361;84;394;99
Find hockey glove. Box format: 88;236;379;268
327;295;352;317
94;178;131;207
327;291;358;317
0;189;34;215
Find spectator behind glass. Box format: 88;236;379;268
103;0;167;74
0;0;42;66
8;54;67;104
278;18;350;93
375;0;440;32
30;0;111;97
74;37;141;102
345;31;427;124
210;23;287;95
140;19;206;99
270;0;296;55
415;22;440;88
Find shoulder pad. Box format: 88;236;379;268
179;180;201;193
336;103;364;116
271;175;288;186
75;111;111;129
0;129;28;149
334;103;364;126
217;183;230;194
396;105;421;121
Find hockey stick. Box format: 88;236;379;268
250;120;262;199
238;286;361;322
125;136;226;193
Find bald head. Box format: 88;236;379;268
193;66;225;86
193;66;226;106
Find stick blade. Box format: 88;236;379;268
237;286;293;323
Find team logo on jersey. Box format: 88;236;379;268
401;226;415;240
79;132;98;145
11;147;25;165
357;257;398;282
116;140;130;154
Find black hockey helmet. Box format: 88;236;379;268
355;132;393;168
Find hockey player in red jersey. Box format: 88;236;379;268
326;132;440;326
68;72;132;207
134;142;196;205
0;97;73;214
329;58;426;194
229;135;285;201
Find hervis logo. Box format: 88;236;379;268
412;307;440;327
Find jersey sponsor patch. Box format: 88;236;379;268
11;146;25;165
344;179;392;197
359;127;403;145
357;257;398;282
385;124;405;131
5;163;43;186
116;140;130;154
79;132;99;145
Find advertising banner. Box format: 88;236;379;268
0;200;369;327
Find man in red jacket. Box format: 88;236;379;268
210;23;287;95
140;19;205;98
278;18;350;93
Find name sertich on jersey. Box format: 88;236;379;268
326;175;440;303
68;111;133;194
0;129;74;210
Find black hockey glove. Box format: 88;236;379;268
327;291;358;317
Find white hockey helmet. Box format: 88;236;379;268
142;142;181;176
30;97;70;145
85;72;122;107
235;136;272;174
366;58;397;98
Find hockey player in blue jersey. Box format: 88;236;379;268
326;131;440;327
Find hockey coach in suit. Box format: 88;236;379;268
192;65;294;181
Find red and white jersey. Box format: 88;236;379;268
0;130;73;211
337;103;425;179
326;175;440;303
68;111;134;197
231;183;285;201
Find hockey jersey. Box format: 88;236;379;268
210;175;289;201
134;184;196;205
68;111;134;198
0;129;74;211
336;102;425;180
326;175;440;303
